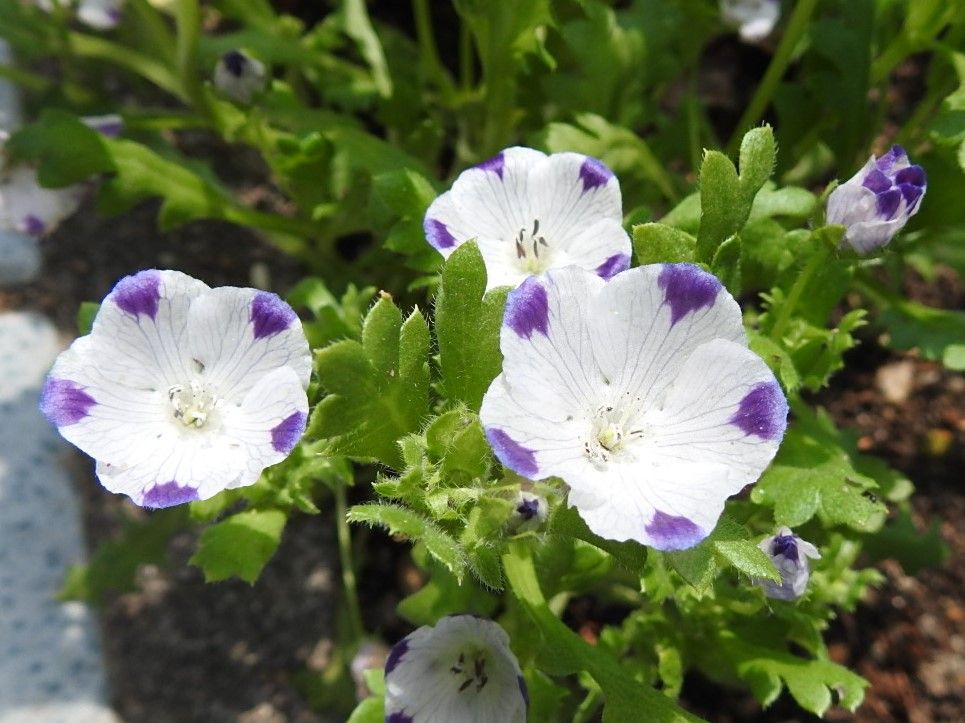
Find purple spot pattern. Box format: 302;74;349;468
729;381;787;440
486;428;539;479
578;156;614;192
20;214;46;236
251;291;297;339
40;378;96;427
859;145;927;221
645;510;704;551
516;498;540;520
595;253;629;280
518;675;530;709
385;638;409;675
111;270;161;319
424;217;457;250
771;532;799;560
657;263;722;326
475;151;505;178
386;714;414;723
141;480;199;508
270;411;307;453
504;276;549;339
222;50;248;77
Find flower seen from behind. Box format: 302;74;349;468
480;264;788;551
40;269;312;508
384;615;527;723
423;146;631;290
826;144;927;254
720;0;780;42
756;527;821;601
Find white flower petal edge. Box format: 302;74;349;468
480;264;788;551
424;146;631;290
384;615;528;723
756;527;821;601
720;0;780;42
40;269;311;508
0;165;86;237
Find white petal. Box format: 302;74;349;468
0;166;84;236
77;0;123;29
184;286;311;403
843;217;906;254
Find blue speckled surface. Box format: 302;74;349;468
0;312;117;723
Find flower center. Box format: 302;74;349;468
167;379;220;428
449;648;489;694
513;218;553;274
584;404;646;464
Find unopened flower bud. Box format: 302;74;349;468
214;50;267;104
756;527;821;601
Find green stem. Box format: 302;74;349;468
769;240;831;342
726;0;820;156
572;688;604;723
334;482;365;644
412;0;454;100
69;31;187;101
459;18;473;90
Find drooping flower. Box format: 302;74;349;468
480;264;788;551
35;0;125;30
214;50;268;104
756;527;821;601
826;145;927;254
720;0;780;42
384;615;528;723
423;146;631;290
40;270;312;508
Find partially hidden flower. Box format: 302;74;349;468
423;146;631;290
756;527;821;601
384;615;528;723
35;0;125;30
214;50;268;105
511;490;547;532
40;269;312;508
480;264;788;551
720;0;780;42
826;144;927;255
0;115;122;237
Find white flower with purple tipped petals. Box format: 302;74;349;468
424;146;631;290
480;264;788;551
756;527;821;601
40;270;311;508
720;0;780;42
384;615;528;723
826;145;927;254
214;50;268;104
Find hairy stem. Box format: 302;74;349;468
334;482;365;644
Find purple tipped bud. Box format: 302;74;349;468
511;490;547;532
214;50;267;104
755;527;821;601
826;146;927;254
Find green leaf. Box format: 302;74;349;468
714;540;779;582
397;562;498;625
348;503;467;581
6;110;115;186
339;0;392;96
879;301;965;371
737;126;776;202
711;234;742;295
76;302;100;335
189;509;287;584
632;223;696;265
346;696;384;723
550;506;648;577
59;508;188;604
311;298;430;468
435;242;510;411
752;407;886;531
696;150;741;262
862;509;948;575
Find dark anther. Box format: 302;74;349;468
532;219;540;235
539;236;548;246
515;239;525;258
477;674;488;691
532;239;539;257
459;679;473;693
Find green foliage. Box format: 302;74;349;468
632;223;696;265
189;509;287;583
879;300;965;371
310;296;430;468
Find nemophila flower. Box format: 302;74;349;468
511;490;547;532
756;527;821;601
36;0;125;29
384;615;527;723
826;145;927;254
720;0;780;42
480;264;788;551
214;50;268;104
40;270;311;508
424;146;631;290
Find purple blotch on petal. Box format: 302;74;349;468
875;188;902;221
485;428;539;479
386;714;414;723
112;270;161;319
894;165;926;188
645;510;704;551
771;533;799;560
861;169;891;194
40;378;96;427
518;675;530;710
476;151;505;178
251;291;297;339
898;183;923;209
579;156;614;192
141;480;199;509
595;253;629;280
657;263;722;326
876;145;906;171
424;217;457;251
729;381;788;440
384;638;408;675
89;118;123;138
20;214;46;236
271;411;307;454
504;276;549;338
222;50;248;77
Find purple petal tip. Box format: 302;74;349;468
111;270;161;320
485;428;539;479
21;214;46;236
504;276;549;338
270;411;307;453
475;152;505;178
40;378;96;427
579;156;614;192
729;381;787;440
657;263;722;326
251;291;297;340
595;253;629;280
646;510;704;551
384;638;408;675
141;480;199;509
424;217;457;251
